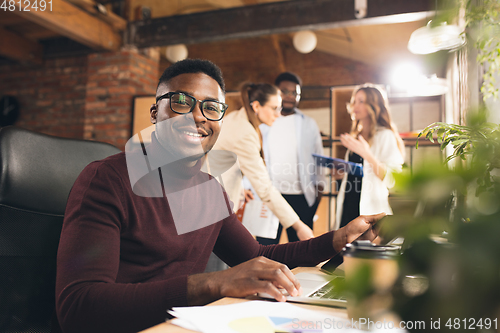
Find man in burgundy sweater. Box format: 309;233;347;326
54;59;382;333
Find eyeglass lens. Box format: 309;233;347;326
281;89;299;97
170;93;225;120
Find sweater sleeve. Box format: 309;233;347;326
55;162;188;333
213;213;341;269
230;125;300;229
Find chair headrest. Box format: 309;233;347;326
0;126;121;216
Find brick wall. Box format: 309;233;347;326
0;56;88;139
85;48;159;149
1;36;377;149
0;48;159;150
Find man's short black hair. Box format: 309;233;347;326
158;59;225;92
275;72;302;87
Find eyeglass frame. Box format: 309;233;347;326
156;91;228;121
280;89;301;97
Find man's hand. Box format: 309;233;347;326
344;213;385;243
292;220;314;240
187;256;302;305
332;213;385;252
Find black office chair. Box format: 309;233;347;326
0;126;121;332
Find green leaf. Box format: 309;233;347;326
426;130;435;143
437;128;445;144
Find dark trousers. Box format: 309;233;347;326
256;194;320;245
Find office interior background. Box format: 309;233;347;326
3;1;500;332
0;0;496;234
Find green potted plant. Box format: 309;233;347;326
341;1;500;328
386;109;500;331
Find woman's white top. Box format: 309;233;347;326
334;127;404;230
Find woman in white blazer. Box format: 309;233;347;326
335;84;405;230
214;82;314;242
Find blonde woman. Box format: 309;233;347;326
214;82;314;242
335;84;405;229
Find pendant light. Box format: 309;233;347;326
408;20;465;54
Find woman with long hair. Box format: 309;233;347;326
335;84;405;229
214;82;314;242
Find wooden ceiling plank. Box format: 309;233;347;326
128;0;433;48
66;0;127;30
0;27;43;64
15;0;122;51
25;29;61;40
315;20;427;67
0;11;27;26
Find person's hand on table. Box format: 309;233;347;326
187;214;384;307
332;213;385;252
187;257;302;306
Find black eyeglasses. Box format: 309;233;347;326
156;92;228;121
281;89;301;97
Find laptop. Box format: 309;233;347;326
259;215;403;307
260;271;348;307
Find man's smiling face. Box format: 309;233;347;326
151;72;224;162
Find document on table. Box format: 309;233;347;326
240;199;279;239
170;300;326;333
169;300;408;333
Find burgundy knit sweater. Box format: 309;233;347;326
54;136;340;333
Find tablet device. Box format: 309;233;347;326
312;153;363;177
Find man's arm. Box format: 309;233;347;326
187;256;301;305
184;212;384;305
55;162;191;333
56;159;382;332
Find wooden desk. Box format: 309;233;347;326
140;266;347;333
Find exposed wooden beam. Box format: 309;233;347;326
6;21;59;40
128;0;433;48
271;35;286;73
66;0;127;30
0;27;43;64
15;0;122;51
23;29;60;40
0;11;26;26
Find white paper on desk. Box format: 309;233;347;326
170;318;200;331
169;300;368;333
241;199;279;239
